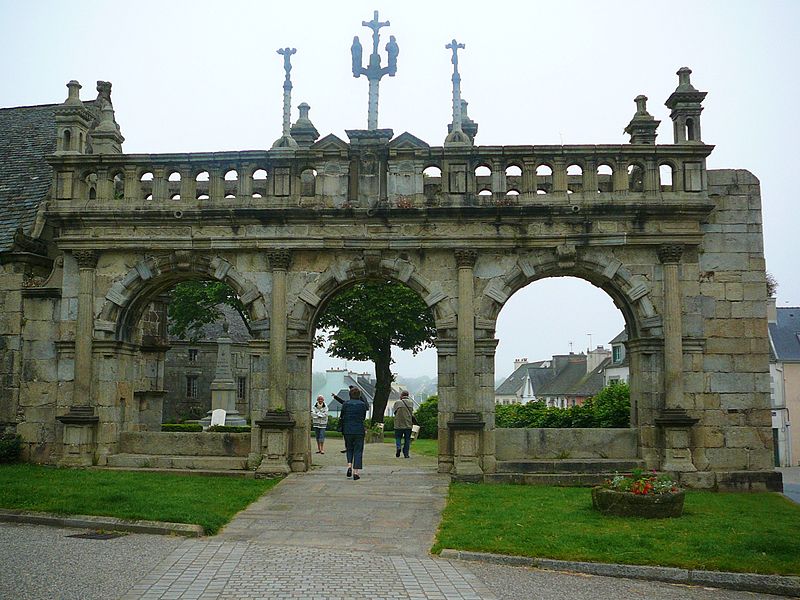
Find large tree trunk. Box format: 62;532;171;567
371;344;393;424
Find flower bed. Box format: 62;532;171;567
592;469;685;518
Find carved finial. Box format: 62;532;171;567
65;80;82;106
676;67;695;90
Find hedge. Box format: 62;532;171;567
495;382;630;428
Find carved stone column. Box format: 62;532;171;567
73;250;97;406
257;249;294;475
455;249;477;410
656;245;698;472
451;248;484;480
60;250;99;466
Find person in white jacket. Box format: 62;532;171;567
311;395;329;454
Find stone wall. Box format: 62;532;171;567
495;428;638;460
119;431;250;456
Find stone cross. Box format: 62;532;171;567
444;39;470;146
277;48;297;137
350;10;398;130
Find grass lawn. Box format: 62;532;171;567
0;464;280;534
433;482;800;575
382;437;438;457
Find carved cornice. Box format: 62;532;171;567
73;250;98;269
268;249;292;271
454;248;477;268
657;244;684;264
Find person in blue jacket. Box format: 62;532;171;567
340;387;368;480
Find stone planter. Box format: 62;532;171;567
591;486;685;518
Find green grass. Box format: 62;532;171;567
433;482;800;575
0;464;280;534
381;437;438;457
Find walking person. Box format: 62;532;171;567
341;387;368;480
311;395;328;454
393;390;415;458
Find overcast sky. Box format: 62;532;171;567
2;1;797;380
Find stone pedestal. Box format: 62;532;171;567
255;410;295;475
56;406;98;466
656;409;699;472
448;412;484;482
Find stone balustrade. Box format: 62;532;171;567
48;143;713;209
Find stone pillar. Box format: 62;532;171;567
656;244;698;472
72;250;97;407
455;249;477;410
268;250;290;411
450;248;484;480
257;249;294;475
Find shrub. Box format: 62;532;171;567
382;416;394;432
326;417;340;432
161;423;203;432
591;382;631;428
207;425;251;433
0;433;22;463
414;395;438;439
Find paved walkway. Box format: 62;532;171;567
121;439;497;599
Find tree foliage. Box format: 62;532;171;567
167;281;248;341
316;280;437;423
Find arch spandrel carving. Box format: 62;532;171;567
95;252;269;342
287;254;456;340
475;247;662;340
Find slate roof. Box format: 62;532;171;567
495;360;553;396
537;358;589;398
769;307;800;362
0;103;60;252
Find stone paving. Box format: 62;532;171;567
121;439;497;599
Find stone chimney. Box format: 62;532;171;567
587;346;612;373
767;297;778;324
514;357;528;372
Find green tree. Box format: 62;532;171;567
316;280;436;424
167;281;248;341
414;395;439;439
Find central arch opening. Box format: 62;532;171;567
494;276;637;468
309;278;438;466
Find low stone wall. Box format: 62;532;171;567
118;432;250;456
495;428;638;460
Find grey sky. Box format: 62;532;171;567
1;0;797;379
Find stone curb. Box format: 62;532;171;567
0;509;204;537
439;549;800;597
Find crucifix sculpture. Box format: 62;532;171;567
350;10;399;130
444;39;471;146
276;47;297;142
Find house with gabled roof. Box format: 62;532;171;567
768;299;800;466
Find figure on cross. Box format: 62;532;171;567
277;47;297;80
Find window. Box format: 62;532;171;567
612;345;622;363
186;375;198;399
237;376;247;401
188;349;198;363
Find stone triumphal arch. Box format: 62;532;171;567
0;18;781;490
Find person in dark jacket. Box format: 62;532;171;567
340;387;368;480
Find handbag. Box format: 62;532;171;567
411;424;421;440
